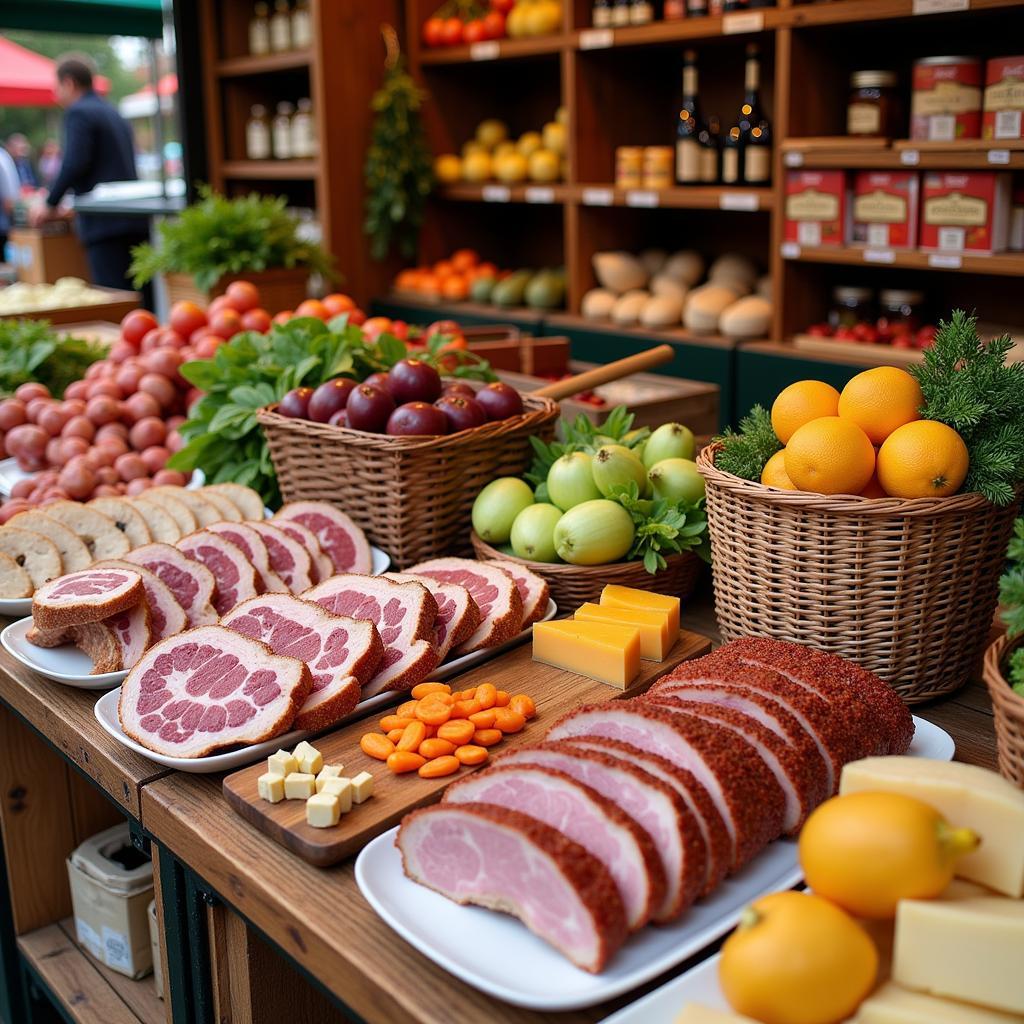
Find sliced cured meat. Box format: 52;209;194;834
398;803;628;973
272;519;332;583
0;527;62;589
125;543;217;627
444;764;666;931
88;497;152;548
206;522;288;594
41;501;130;561
200;491;242;523
304;574;438;696
130;498;182;544
487;559;550;628
547;700;786;871
205;483;265;521
407;558;522;653
74;601;152;673
8;511;91;573
118;625;312;758
245;521;313;594
223;594;384;731
274;501;371;574
150;487;221;527
94;560;187;643
32;568;144;630
563;736;732;897
497;742;705;921
384;572;480;661
177;531;259;618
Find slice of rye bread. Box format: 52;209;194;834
0;551;32;598
130;498;182;543
204;483;264;521
0;527;62;589
40;502;130;562
87;498;152;549
200;490;242;522
150;487;221;527
140;492;197;534
32;568;144;630
7;511;91;572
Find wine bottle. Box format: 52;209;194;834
744;121;771;184
721;125;741;184
698;114;721;183
735;44;771;184
675;50;706;186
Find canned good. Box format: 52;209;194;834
983;55;1024;141
615;146;643;189
847;70;901;138
911;56;982;141
642;146;674;189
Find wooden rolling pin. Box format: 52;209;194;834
532;344;675;402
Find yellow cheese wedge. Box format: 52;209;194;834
600;584;680;639
675;1005;758;1023
854;982;1024;1024
893;889;1024;1014
840;757;1024;897
257;773;284;804
533;619;641;688
575;602;671;661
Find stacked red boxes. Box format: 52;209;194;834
784;171;847;247
850;172;920;249
983;55;1024;140
919;172;1012;254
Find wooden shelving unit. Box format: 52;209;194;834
783;245;1024;277
220;158;320;180
783;138;1024;169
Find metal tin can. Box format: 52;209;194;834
911;56;983;141
615;146;643;189
983;55;1024;141
642;146;674;189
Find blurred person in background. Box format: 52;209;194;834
38;140;61;188
0;142;19;258
7;134;37;188
29;54;147;293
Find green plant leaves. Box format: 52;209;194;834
0;319;104;398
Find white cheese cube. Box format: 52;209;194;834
315;765;344;792
855;981;1024;1023
319;777;353;812
267;749;297;777
306;793;340;828
283;772;315;800
257;773;285;803
350;771;374;804
291;740;323;775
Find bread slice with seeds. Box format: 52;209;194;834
150;487;221;527
140;491;197;534
205;483;264;521
0;527;62;589
7;511;91;572
40;502;129;562
89;498;152;549
0;551;32;598
131;498;182;543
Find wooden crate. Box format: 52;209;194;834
164;267;310;314
0;286;140;326
7;227;90;284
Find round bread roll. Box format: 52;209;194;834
8;511;91;572
683;283;741;335
661;251;705;287
650;275;689;304
640;293;684;328
719;295;772;339
0;527;62;589
593;251;648;294
708;253;759;290
639;248;668;277
37;502;130;562
581;287;617;320
611;290;651;326
0;550;32;599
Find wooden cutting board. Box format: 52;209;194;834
222;628;712;866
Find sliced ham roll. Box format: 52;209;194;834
124;543;218;628
94;559;187;644
205;522;289;594
487;559;551;628
245;521;314;594
177;531;260;618
383;572;480;662
272;519;333;583
397;804;628;973
41;600;153;674
274;501;371;574
444;763;666;931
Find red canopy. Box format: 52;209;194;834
0;36;110;106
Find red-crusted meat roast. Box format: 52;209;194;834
32;567;144;630
274;501;372;574
125;543;217;628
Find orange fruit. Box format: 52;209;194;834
395;270;420;289
451;248;479;272
837;366;924;445
760;450;796;490
771;380;841;444
441;276;469;301
433;259;455;278
876;420;969;498
784;417;875;495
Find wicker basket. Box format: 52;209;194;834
259;396;559;569
471;532;703;612
983;634;1024;786
698;442;1019;703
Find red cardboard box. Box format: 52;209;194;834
850;171;920;249
784;171;847;247
983;55;1024;140
920;172;1011;254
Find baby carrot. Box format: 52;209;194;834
454;744;489;766
509;694;536;719
360;733;395;761
397;700;419;719
475;683;497;709
415;701;452;726
437;720;475;746
397;720;428;752
380;714;414;733
386;751;426;774
386;728;405;744
418;755;460;779
452;699;482;718
472;728;503;747
493;708;526;734
419;738;456;759
411;682;451;699
468;709;497;730
494;690;510;707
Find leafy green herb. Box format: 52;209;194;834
130;187;333;292
912;311;1024;506
713;405;781;481
612;481;710;573
0;319;104;397
999;517;1024;696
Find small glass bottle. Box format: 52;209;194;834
249;2;270;55
721;125;741;184
592;0;613;25
270;0;291;52
630;0;656;23
847;70;900;138
291;98;316;158
272;101;294;159
245;104;271;160
291;0;312;49
611;0;632;26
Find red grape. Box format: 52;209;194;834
346;384;395;432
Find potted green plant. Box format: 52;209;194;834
129;188;333;313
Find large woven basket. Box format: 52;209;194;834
258;396;559;569
471;532;703;612
698;442;1018;703
983;634;1024;786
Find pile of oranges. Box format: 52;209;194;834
763;367;969;499
393;249;502;304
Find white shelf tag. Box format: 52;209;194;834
579;28;613;49
928;253;963;269
719;192;760;211
863;248;896;263
525;186;555;204
482;185;511;203
780;242;801;259
470;41;500;61
783;151;804;168
582;187;614;206
626;189;660;208
988;149;1011;165
900;149;920;165
912;0;968;13
723;10;764;32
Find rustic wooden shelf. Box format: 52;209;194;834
744;338;925;368
573;9;787;49
419;34;568;65
783;137;1024;169
788;0;1024;27
545;311;743;350
435;182;571;204
782;244;1024;277
220;159;320;180
215;49;311;77
577;183;774;211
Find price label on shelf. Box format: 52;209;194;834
784;151;804;168
582;187;614;206
723;10;764;32
482;185;511;203
525;186;556;204
928;253;963;269
988;149;1011;165
780;242;801;259
900;149;920;165
863;248;896;263
912;0;968;13
579;28;613;49
719;192;760;211
470;41;500;61
626;190;660;208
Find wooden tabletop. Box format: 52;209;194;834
139;582;1000;1024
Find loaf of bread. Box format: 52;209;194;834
32;567;144;630
639;248;668;277
683;283;741;334
661;251;705;287
708;253;759;293
611;290;651;326
720;295;772;339
640;293;684;328
581;288;617;320
593;251;648;294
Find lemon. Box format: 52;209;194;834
462;151;493;183
517;131;543;157
476;119;508;149
528;148;560;182
542;121;566;155
494;151;528;184
462;140;487;159
493;141;518;159
525;0;561;33
506;4;528;36
433;154;462;184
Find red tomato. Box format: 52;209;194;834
169;301;207;339
322;293;356;317
141;326;187;352
120;310;158;348
389;320;410;341
209;308;243;340
441;16;464;45
422;16;445;47
463;18;487;43
295;299;329;320
490;0;515;12
806;323;832;337
348;308;366;326
482;10;506;38
224;280;260;313
194;335;223;359
272;310;294;325
207;295;234;319
361;317;392;342
240;308;272;333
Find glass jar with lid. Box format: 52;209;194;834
249;2;270;55
291;0;311;49
245;104;271;160
270;0;291;52
291;98;316;159
878;289;924;332
829;286;874;328
272;102;294;159
847;71;900;138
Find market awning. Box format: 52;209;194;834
0;37;110;106
0;0;162;39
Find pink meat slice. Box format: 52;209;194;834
56;601;152;673
32;568;144;629
177;531;260;618
383;572;480;661
497;742;705;921
94;560;187;644
102;600;152;670
487;559;551;628
407;558;522;653
118;625;312;758
275;501;372;574
303;574;438;696
125;544;217;627
222;594;384;731
273;519;333;583
206;522;289;594
245;521;313;594
397;803;628;973
444;764;666;931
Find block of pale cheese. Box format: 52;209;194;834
320;776;353;812
292;740;323;776
257;773;285;804
306;793;341;828
533;619;641;688
267;749;297;778
675;1004;758;1023
600;584;680;638
575;602;671;661
315;765;344;792
893;885;1024;1014
350;771;374;804
854;981;1024;1023
840;757;1024;897
283;772;316;800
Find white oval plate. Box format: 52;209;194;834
370;546;390;575
354;716;953;1012
1;618;126;688
600;953;726;1023
0;596;32;618
0;458;205;497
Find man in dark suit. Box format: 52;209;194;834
29;55;148;293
